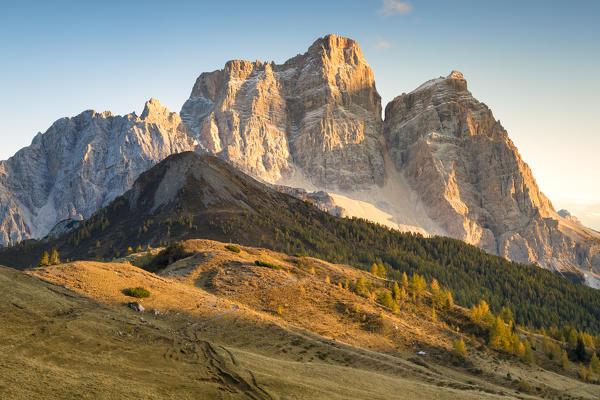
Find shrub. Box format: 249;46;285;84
127;287;150;298
255;260;281;270
146;242;191;272
294;253;306;258
225;244;241;253
517;380;532;393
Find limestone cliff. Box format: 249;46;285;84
0;99;194;245
181;34;385;189
384;71;600;277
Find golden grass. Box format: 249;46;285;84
0;239;595;399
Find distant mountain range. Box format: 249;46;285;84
0;34;598;284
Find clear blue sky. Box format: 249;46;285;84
1;0;599;228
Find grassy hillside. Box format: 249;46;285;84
8;239;599;399
2;153;600;336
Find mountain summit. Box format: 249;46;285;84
181;34;385;188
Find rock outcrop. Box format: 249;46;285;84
181;34;385;189
0;98;194;245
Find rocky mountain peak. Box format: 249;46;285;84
306;34;365;66
447;70;465;80
140;98;183;128
181;34;385;188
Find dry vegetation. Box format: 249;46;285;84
0;239;598;399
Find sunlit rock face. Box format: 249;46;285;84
384;71;600;276
181;34;385;189
0;98;194;245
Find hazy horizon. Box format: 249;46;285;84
1;0;598;229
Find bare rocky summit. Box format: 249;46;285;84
181;34;385;189
384;71;600;279
0;98;194;245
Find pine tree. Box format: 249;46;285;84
39;251;50;267
409;273;427;302
575;335;586;361
453;337;467;360
591;352;600;374
401;272;408;289
524;341;535;365
49;249;60;265
370;263;378;276
392;281;401;301
560;349;570;370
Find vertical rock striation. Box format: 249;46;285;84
383;71;600;276
181;34;385;189
0;98;194;245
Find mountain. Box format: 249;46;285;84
180;34;385;189
0;98;194;245
3;151;600;335
0;34;598;283
384;71;600;279
180;34;600;281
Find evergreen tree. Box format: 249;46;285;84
590;353;600;375
401;272;408;289
409;273;427;302
453;337;467;360
49;249;60;265
392;281;401;301
575;335;586;362
39;251;50;267
560;349;570;370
